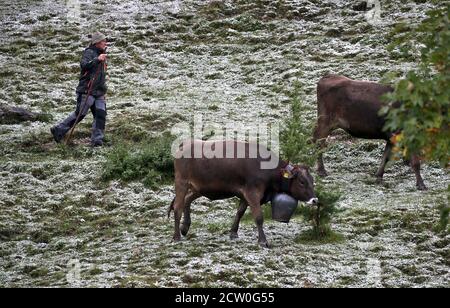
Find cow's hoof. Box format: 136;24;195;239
172;235;181;242
375;177;383;185
230;232;239;240
417;183;428;191
259;241;270;249
317;170;328;177
181;225;190;237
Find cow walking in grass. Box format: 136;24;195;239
168;140;318;248
313;75;427;190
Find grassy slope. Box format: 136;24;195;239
0;0;448;287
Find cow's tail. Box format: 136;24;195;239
167;197;175;219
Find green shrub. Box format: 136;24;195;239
296;186;343;242
101;133;175;188
280;81;317;166
383;5;449;167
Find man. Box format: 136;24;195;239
51;32;108;146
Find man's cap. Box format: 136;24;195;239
89;32;107;45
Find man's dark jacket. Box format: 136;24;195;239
76;45;107;97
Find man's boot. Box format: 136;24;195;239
50;126;63;143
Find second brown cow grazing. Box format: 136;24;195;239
313;74;427;190
168;139;318;248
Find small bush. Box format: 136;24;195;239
101;133;175;188
280;81;317;166
296;186;343;243
143;169;164;190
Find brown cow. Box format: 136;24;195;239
313;75;426;190
168;139;318;248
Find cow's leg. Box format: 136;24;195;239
172;180;188;242
230;199;248;240
313;117;331;177
243;191;268;248
375;141;393;183
411;155;427;191
181;191;201;237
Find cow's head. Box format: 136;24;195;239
287;166;318;205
